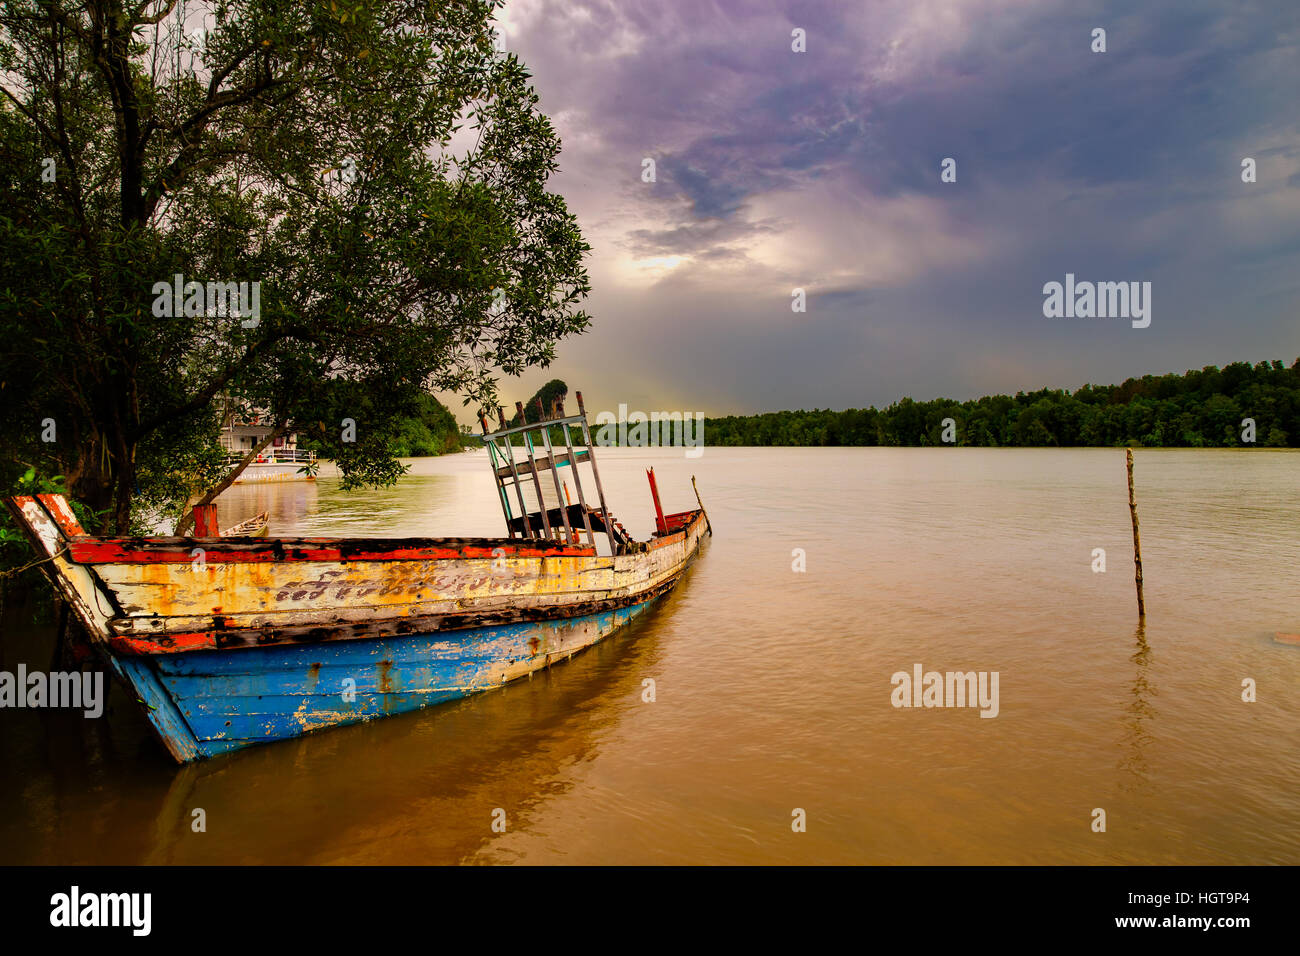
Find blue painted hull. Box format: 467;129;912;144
114;598;658;759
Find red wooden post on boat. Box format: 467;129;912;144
647;467;668;536
192;503;219;537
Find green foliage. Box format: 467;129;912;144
475;377;569;446
507;378;569;425
130;408;231;534
0;0;591;532
704;360;1300;448
0;466;97;574
304;391;464;458
389;393;465;457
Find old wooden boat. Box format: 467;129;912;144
220;511;269;538
6;393;710;762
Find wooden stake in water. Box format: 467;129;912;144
1126;448;1145;619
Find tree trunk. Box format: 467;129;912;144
73;432;118;535
111;447;136;535
71;406;138;535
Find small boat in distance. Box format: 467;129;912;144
6;392;710;762
220;511;269;538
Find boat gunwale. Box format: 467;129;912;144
8;493;708;650
92;508;711;657
61;513;701;565
64;534;600;564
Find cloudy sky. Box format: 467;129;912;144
463;0;1300;421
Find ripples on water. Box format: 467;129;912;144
0;447;1296;863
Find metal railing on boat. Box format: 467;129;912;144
478;392;631;553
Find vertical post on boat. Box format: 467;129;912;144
537;398;576;544
691;475;713;536
193;503;219;536
1126;448;1145;619
479;413;516;538
494;407;536;537
647;467;668;536
557;399;595;547
515;401;554;539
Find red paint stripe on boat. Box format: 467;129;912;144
70;540;596;564
110;632;218;655
35;494;87;535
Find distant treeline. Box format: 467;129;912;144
704;360;1300;448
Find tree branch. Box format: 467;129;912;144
132;0;179;27
173;418;288;535
131;327;310;439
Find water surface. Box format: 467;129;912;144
1;447;1297;864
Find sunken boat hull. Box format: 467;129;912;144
117;598;663;758
6;491;708;762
